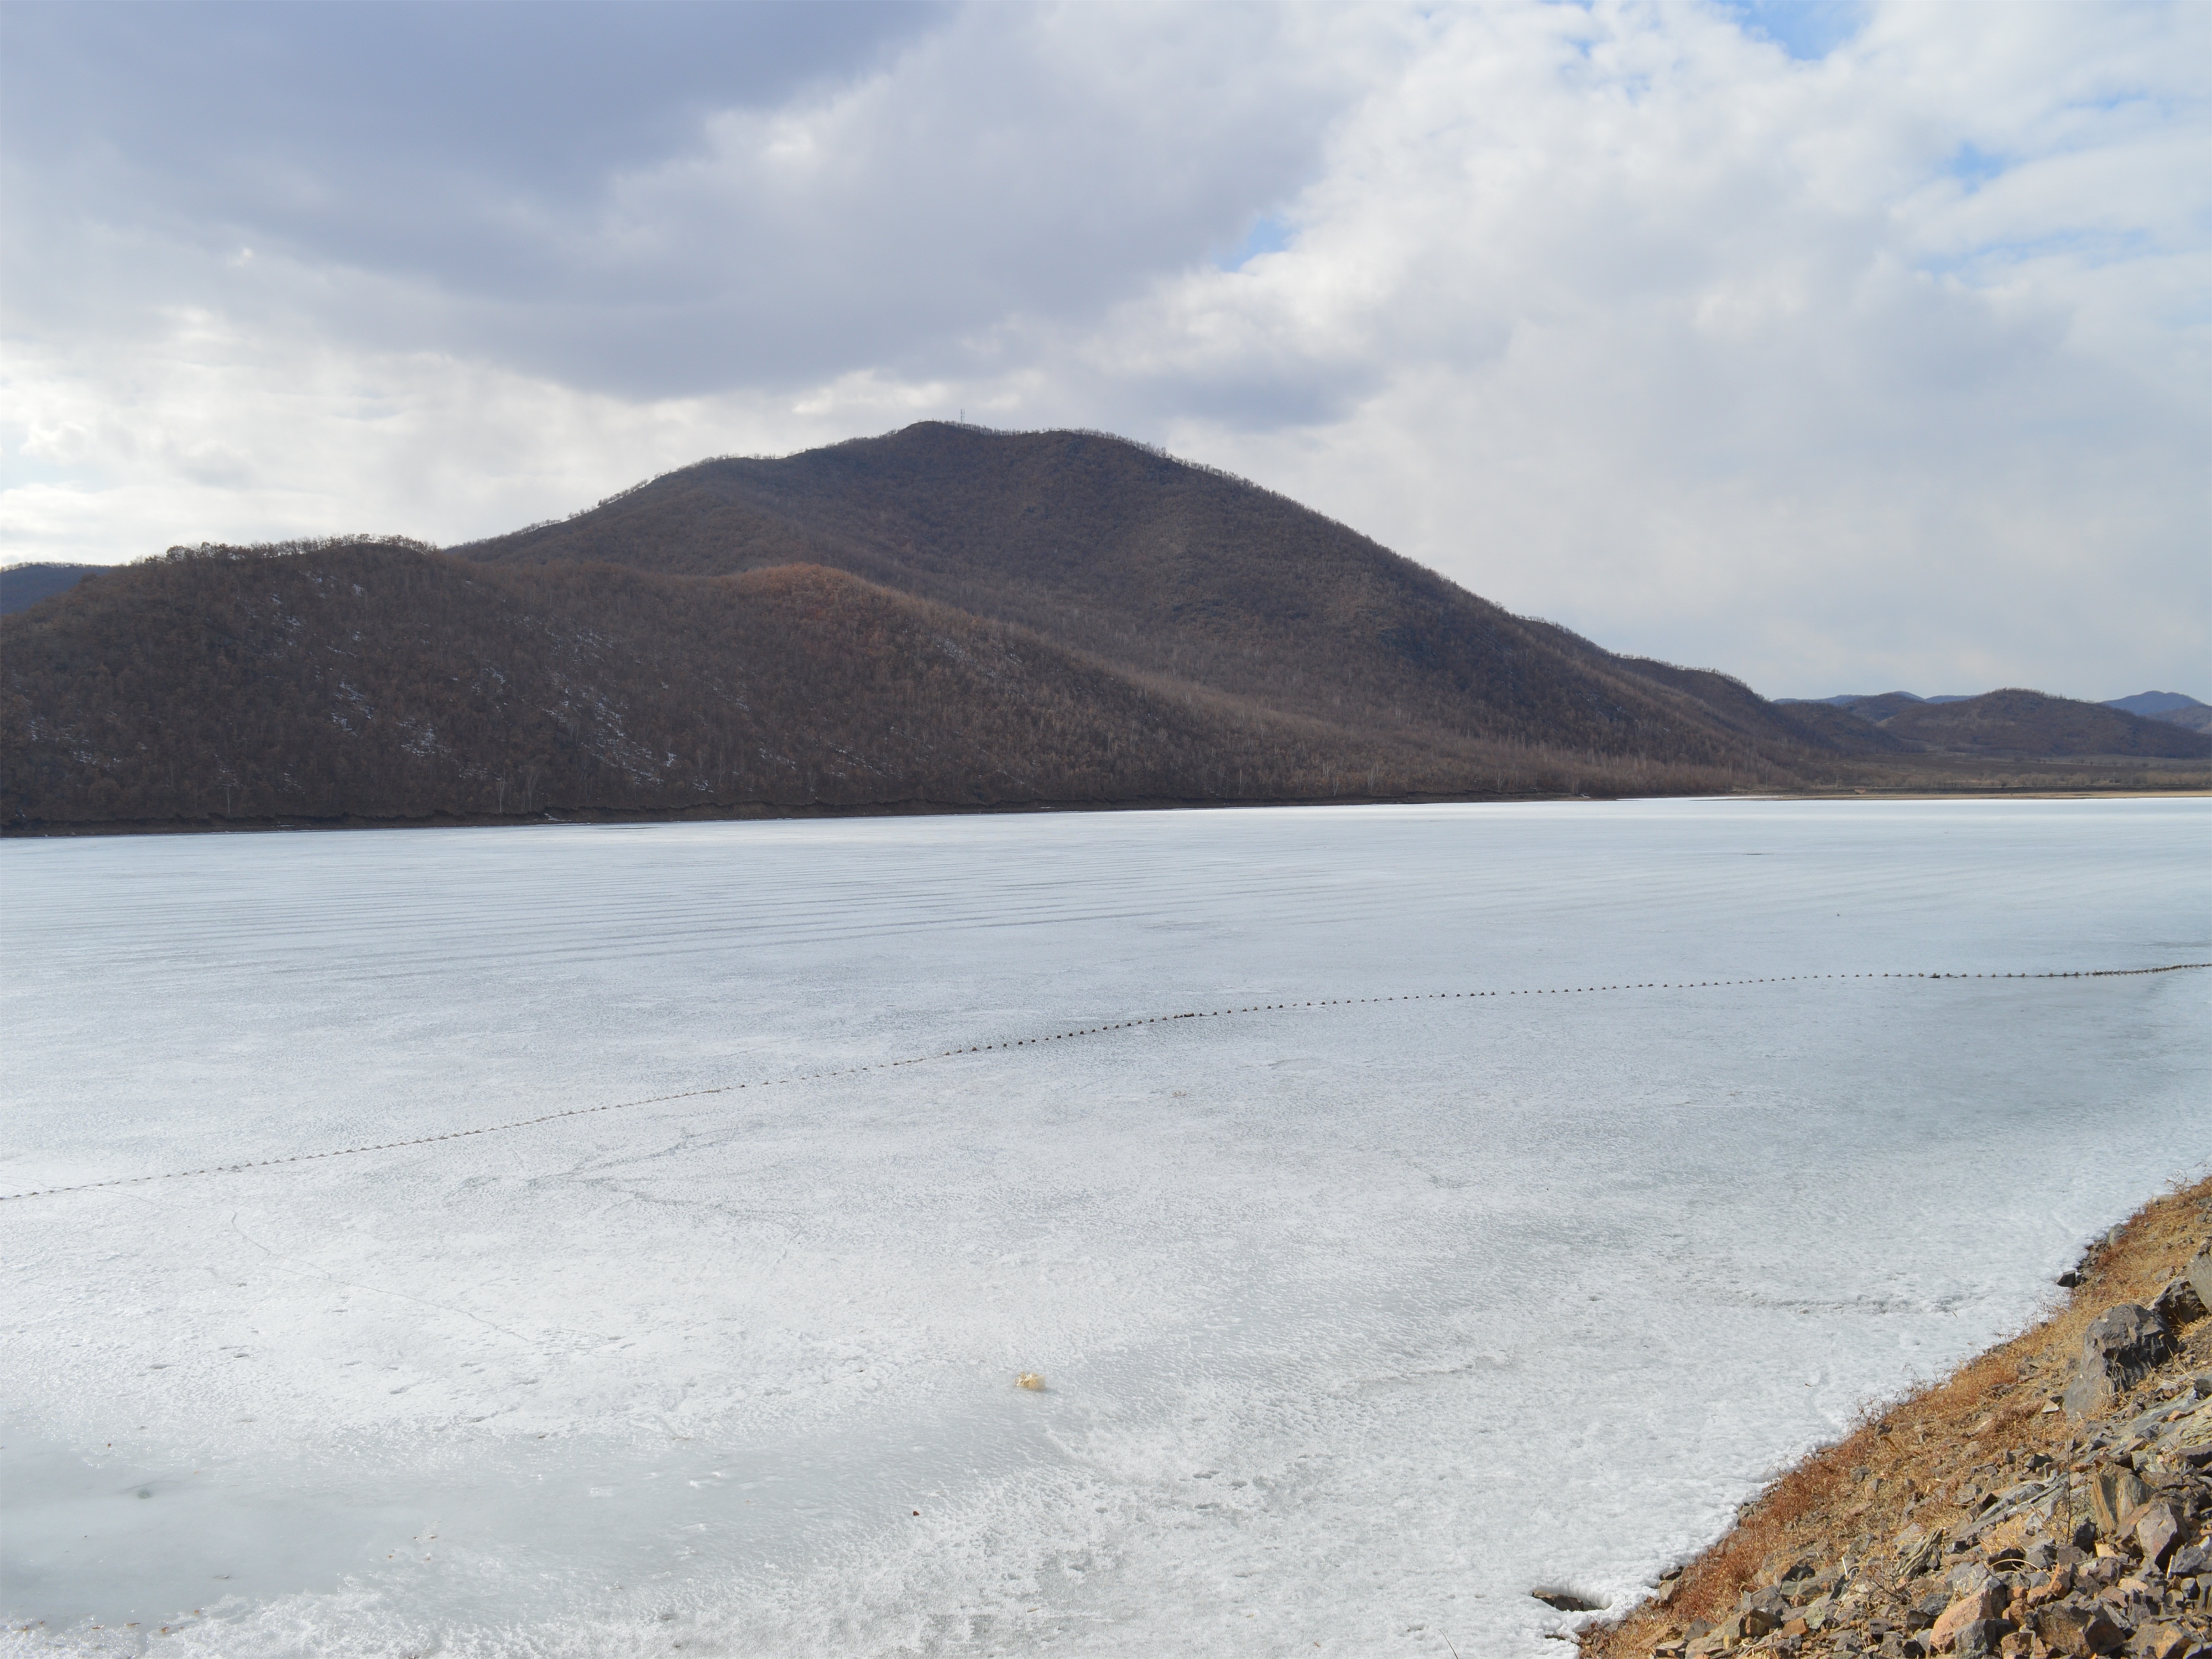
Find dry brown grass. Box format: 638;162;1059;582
1582;1173;2212;1659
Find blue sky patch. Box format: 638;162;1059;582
1947;144;2009;193
1718;0;1867;62
1218;215;1293;272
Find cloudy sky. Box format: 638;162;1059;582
3;1;2205;700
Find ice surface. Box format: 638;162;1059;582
1;798;2206;1657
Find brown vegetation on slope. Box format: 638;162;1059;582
1;540;1751;831
1584;1178;2212;1659
458;423;1876;774
8;426;2200;833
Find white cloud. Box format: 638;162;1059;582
2;0;2203;700
0;325;828;561
1131;1;2210;697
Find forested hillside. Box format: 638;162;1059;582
1;540;1757;830
6;425;2200;833
459;424;1869;773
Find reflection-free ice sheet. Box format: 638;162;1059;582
2;799;2206;1656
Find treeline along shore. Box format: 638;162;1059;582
1583;1178;2212;1659
6;425;2206;833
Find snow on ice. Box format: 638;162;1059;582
2;799;2206;1656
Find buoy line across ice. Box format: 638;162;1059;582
3;962;2204;1205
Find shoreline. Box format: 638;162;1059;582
4;787;2206;841
1581;1176;2212;1659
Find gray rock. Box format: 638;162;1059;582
2077;1555;2128;1592
1709;1610;1761;1645
1898;1528;1947;1579
2134;1501;2182;1569
1953;1619;2013;1659
2185;1244;2212;1313
2151;1276;2206;1327
1743;1586;1792;1622
2085;1303;2175;1373
2033;1600;2126;1656
2063;1370;2112;1419
2088;1465;2156;1535
1933;1585;2011;1649
1532;1587;1603;1612
1948;1563;1997;1597
2065;1306;2176;1418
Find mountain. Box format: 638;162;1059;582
1789;687;2212;748
1;562;105;617
1781;691;1973;709
1826;691;1928;724
1847;687;2210;759
5;425;2202;832
1786;692;1919;708
456;424;1861;774
2103;691;2206;717
2103;691;2212;734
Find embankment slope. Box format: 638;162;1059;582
1584;1179;2212;1659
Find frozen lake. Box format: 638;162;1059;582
2;798;2206;1657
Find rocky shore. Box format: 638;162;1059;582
1582;1178;2212;1659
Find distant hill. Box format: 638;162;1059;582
2103;691;2212;734
2103;691;2205;717
1850;688;2210;760
1788;686;2212;749
1;563;104;617
1782;691;1973;709
1829;691;1929;725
